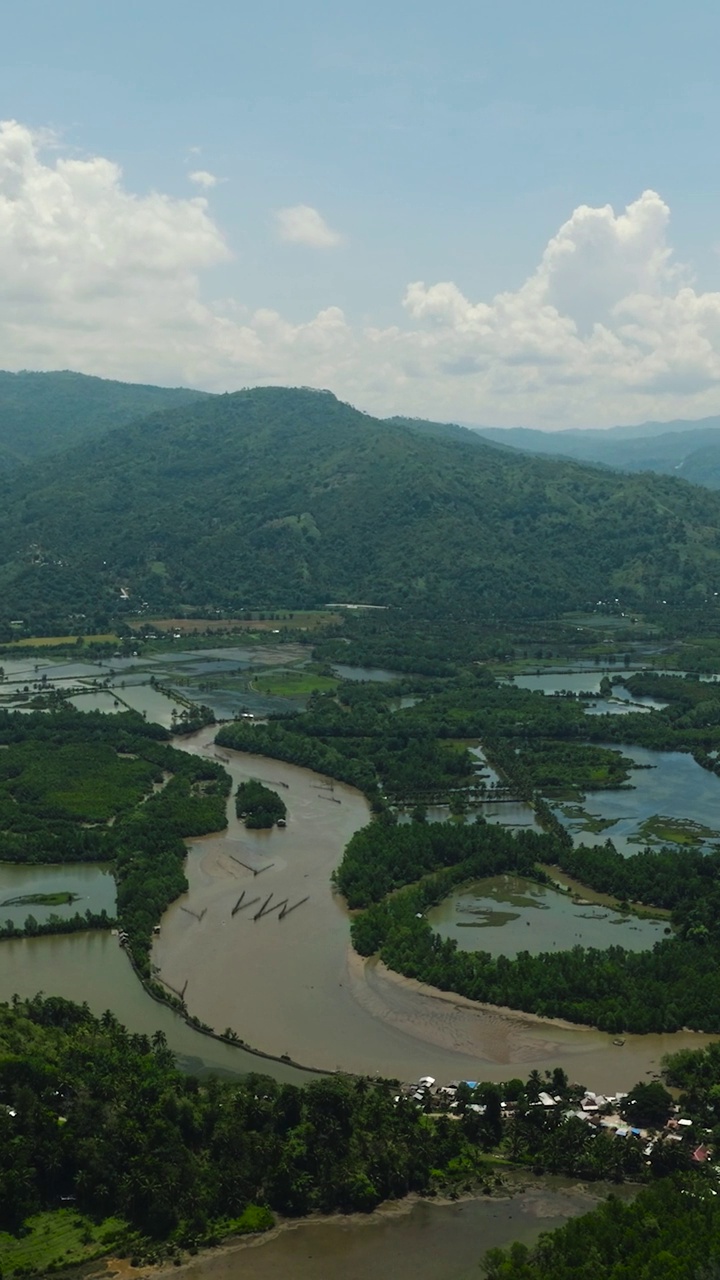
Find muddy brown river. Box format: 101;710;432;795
148;728;715;1090
156;1181;626;1280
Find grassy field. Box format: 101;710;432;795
6;633;118;647
0;1210;128;1274
252;669;340;696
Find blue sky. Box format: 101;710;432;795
2;0;720;427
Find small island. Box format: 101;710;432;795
235;780;287;829
0;891;79;908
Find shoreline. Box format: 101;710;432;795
149;731;718;1091
94;1176;624;1280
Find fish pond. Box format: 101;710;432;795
428;874;669;957
0;863;116;927
554;744;720;855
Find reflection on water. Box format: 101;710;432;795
428;875;668;957
512;671;610;695
397;803;540;831
555;744;720;855
0;863;115;926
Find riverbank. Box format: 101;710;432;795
148;730;717;1090
93;1180;628;1280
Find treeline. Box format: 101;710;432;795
482;1177;720;1279
0;996;488;1243
0;995;701;1262
336;819;556;910
555;841;720;924
360;890;720;1033
235;780;286;828
0;907;113;941
217;683;478;806
339;815;720;1033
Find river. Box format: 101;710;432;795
155;1181;624;1280
0;713;716;1093
149;728;715;1091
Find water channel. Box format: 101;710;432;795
146;727;714;1092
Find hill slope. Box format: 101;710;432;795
475;419;720;488
0;370;207;465
2;386;720;626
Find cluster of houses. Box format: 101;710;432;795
397;1076;714;1166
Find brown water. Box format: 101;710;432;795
159;1183;622;1280
0;931;315;1083
151;729;716;1091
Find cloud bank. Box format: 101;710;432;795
3;120;720;427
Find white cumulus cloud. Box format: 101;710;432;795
274;204;344;248
188;169;218;189
4;120;720;428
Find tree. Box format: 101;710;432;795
622;1080;674;1128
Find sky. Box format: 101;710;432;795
3;0;720;428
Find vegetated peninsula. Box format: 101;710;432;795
2;386;720;631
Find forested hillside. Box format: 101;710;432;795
3;385;720;627
0;370;205;465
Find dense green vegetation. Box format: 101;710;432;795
482;1177;720;1279
235;780;287;828
0;709;229;970
343;819;720;1034
4;386;720;629
0;908;113;941
0;369;204;466
0;997;488;1249
4;995;715;1274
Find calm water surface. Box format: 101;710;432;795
0;863;115;926
556;744;720;855
0;931;315;1083
167;1183;631;1280
332;664;400;683
428;875;668;956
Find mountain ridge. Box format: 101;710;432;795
2;385;720;629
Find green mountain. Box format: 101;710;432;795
0;370;206;465
3;385;720;627
475;418;720;487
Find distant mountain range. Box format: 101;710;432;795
4;369;720;491
2;381;720;628
473;418;720;489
